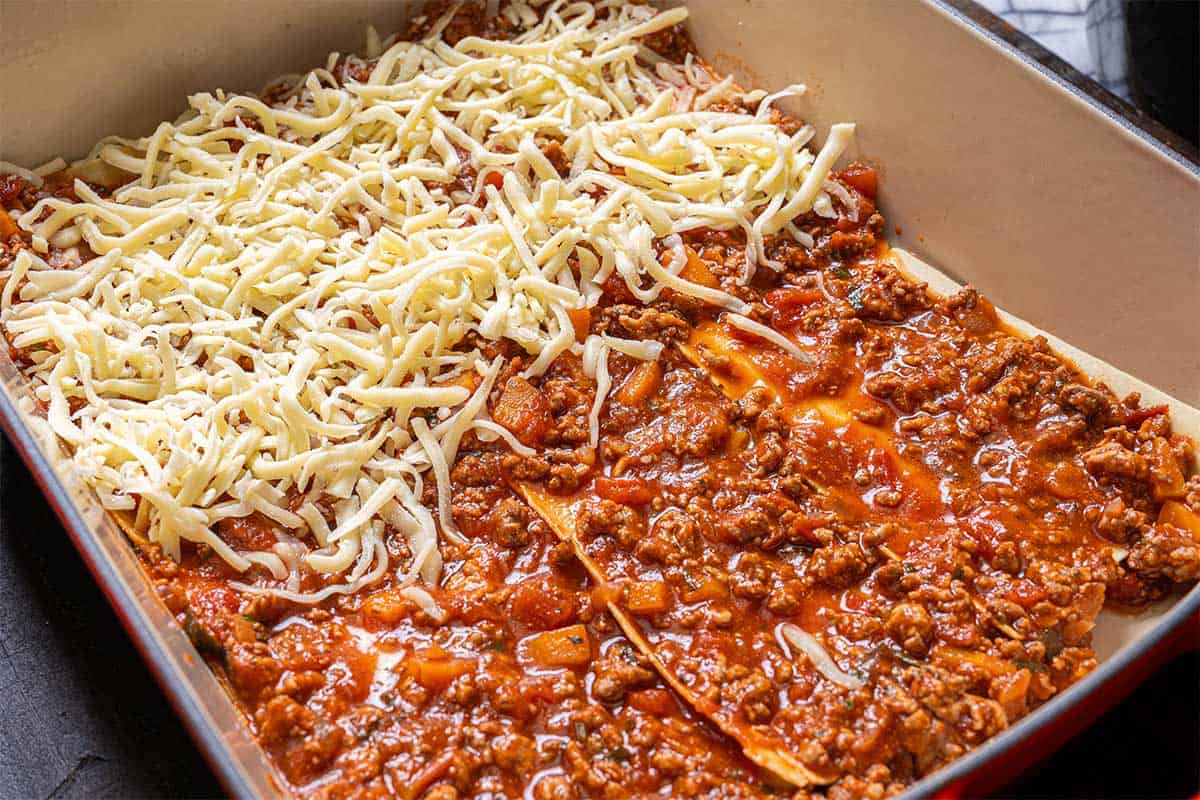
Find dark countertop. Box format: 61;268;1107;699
0;443;221;799
2;437;1197;798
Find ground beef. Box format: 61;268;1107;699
577;498;641;549
450;451;504;486
635;507;700;566
1084;439;1150;483
590;642;656;703
603;304;691;344
886;603;936;656
490;496;542;548
1059;382;1119;423
722;669;777;724
807;542;874;589
729;552;773;599
851;268;929;322
1127;524;1200;582
1094;497;1147;543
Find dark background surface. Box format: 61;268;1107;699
1;2;1198;799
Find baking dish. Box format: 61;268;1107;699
0;1;1196;798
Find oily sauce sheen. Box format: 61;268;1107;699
2;6;1197;800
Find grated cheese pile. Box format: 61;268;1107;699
0;0;854;604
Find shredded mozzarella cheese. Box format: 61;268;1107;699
725;312;813;364
778;623;864;690
0;1;854;602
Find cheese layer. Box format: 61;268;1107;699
1;1;853;601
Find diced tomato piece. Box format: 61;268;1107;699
788;515;831;547
409;752;456;800
682;579;727;603
492;376;553;447
339;647;378;702
1005;580;1047;609
623;580;671;615
934;645;1015;676
615;361;662;407
566;306;591;343
0;209;19;239
627;688;675;715
525;624;593;668
765;287;823;309
838;163;878;199
594;476;656;506
410;651;477;691
508;572;579;631
482;170;505;191
678;245;719;288
765;286;823;326
1124;404;1168;428
601;274;637;303
361;588;415;626
994;668;1032;721
1159;500;1200;537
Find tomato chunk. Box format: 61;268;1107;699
627;688;675;715
1004;579;1047;609
615;361;662;407
1124;404;1168;428
765;286;823;326
594;476;656;506
362;588;414;626
492;376;553;447
525;624;593;668
682;579;727;603
508;572;579;631
481;170;505;191
410;649;477;691
1159;500;1200;537
566;306;591;343
934;645;1015;676
623;580;671;615
0;209;19;240
838;163;878;199
678;245;719;288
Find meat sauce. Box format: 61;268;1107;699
2;7;1198;800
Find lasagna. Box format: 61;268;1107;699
1;1;1197;797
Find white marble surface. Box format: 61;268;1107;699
977;0;1130;98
